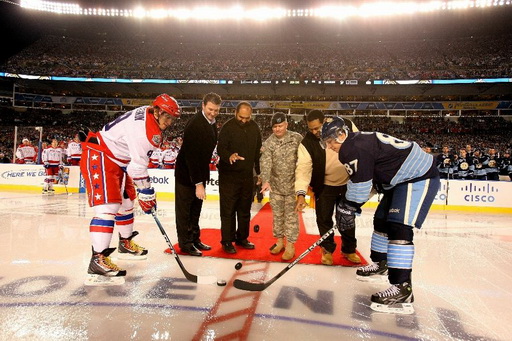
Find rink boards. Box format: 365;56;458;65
0;163;511;213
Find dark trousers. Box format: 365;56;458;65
487;172;499;181
219;171;253;243
175;181;204;249
315;184;357;254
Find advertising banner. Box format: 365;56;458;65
445;180;510;208
442;101;499;110
1;165;510;211
0;164;81;191
147;169;219;196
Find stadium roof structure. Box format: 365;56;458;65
1;0;511;99
3;76;512;100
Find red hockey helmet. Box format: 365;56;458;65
152;94;180;118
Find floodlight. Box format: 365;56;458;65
17;0;512;20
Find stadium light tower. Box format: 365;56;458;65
17;0;512;21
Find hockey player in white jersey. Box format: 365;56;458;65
148;144;165;168
80;94;180;285
161;141;179;169
322;117;440;314
15;138;37;164
66;134;82;166
41;139;65;194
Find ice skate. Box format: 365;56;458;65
370;282;414;315
85;247;126;286
118;231;148;260
356;260;388;282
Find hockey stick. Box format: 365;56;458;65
233;225;337;291
151;210;219;285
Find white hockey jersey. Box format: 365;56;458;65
16;144;37;163
42;147;65;166
66;140;82;161
97;106;162;182
148;147;164;168
162;147;179;167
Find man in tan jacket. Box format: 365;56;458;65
295;110;360;265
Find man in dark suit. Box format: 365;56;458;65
173;93;222;256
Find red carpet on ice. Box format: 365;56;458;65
167;203;367;267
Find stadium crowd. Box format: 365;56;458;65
2;34;512;81
1;106;510;180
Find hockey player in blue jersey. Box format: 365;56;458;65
321;117;440;314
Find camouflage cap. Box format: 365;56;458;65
271;112;287;126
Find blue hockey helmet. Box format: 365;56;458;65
321;117;349;145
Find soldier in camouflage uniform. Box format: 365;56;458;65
260;113;303;261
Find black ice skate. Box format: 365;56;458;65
370;282;414;315
118;231;148;260
85;247;126;286
356;260;388;282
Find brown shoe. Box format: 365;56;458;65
321;247;333;266
270;238;285;255
343;252;361;264
282;243;295;261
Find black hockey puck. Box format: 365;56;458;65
217;280;227;286
253;224;260;233
235;262;243;270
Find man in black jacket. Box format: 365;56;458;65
295;110;360;265
174;93;222;256
217;101;262;254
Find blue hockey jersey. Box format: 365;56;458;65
339;132;438;204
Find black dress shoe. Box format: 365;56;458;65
222;242;237;254
181;245;202;257
194;241;211;251
235;240;255;249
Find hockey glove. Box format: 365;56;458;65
137;187;157;214
335;199;359;231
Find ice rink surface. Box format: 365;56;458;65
0;191;511;340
